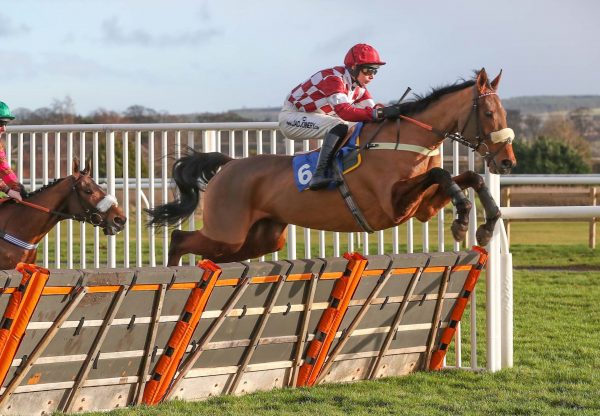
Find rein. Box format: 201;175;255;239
0;176;117;251
15;199;77;220
390;89;514;167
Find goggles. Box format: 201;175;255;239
360;66;378;76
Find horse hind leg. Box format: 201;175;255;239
167;229;245;265
227;219;288;261
167;219;288;265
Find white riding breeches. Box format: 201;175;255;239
278;105;356;141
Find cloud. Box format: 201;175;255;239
1;51;37;79
0;13;30;37
100;16;221;47
1;50;152;83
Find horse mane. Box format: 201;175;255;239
25;178;65;198
397;79;476;115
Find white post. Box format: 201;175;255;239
67;132;73;269
485;170;502;371
79;131;87;268
499;222;514;368
106;130;116;268
148;131;156;267
161;131;169;266
135;131;143;267
285;138;296;260
42;132;49;268
188;130;197;266
122;131;130;268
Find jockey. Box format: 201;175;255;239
0;101;23;201
279;43;399;190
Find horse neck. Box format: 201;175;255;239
12;178;75;242
414;86;474;145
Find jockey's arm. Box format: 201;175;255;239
0;147;22;194
321;77;378;122
332;102;377;122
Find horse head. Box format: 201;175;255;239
459;68;517;174
69;159;127;235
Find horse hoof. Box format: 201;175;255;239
451;220;468;242
476;225;493;247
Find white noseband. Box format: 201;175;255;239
96;195;118;213
490;127;515;144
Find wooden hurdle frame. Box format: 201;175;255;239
0;249;486;415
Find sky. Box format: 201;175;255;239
2;0;599;115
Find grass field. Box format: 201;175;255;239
70;222;600;416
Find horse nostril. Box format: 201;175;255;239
501;159;514;169
113;216;127;227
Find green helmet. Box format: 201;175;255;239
0;101;15;121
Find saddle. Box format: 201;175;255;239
292;123;364;191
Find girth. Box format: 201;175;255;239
0;229;38;250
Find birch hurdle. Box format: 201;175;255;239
0;248;486;415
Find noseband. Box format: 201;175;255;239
18;176;118;227
449;89;515;166
69;176;118;226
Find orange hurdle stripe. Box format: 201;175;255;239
0;263;49;387
296;252;368;387
142;260;221;405
429;246;489;370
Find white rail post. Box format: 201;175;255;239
285;138;296;260
499;223;514;368
79;131;87;268
106;129;117;268
67;132;74;269
485;170;503;371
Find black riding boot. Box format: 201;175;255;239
308;131;342;190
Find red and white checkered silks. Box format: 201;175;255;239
285;66;375;120
0;142;19;192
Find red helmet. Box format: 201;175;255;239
344;44;386;68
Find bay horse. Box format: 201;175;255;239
147;68;516;265
0;159;127;270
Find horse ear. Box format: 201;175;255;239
72;158;80;174
476;68;489;93
84;157;92;175
490;69;502;91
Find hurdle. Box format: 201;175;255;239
0;248;486;415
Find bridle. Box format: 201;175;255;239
387;86;515;167
449;88;514;166
15;175;117;227
0;174;118;251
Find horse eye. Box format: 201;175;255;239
84;188;93;194
485;110;493;117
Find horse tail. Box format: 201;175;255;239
145;150;233;227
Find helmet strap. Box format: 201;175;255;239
348;66;362;87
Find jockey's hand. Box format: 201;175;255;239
7;189;22;201
376;105;402;120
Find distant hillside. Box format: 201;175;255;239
232;96;600;120
502;95;600;114
231;107;280;122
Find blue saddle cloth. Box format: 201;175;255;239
292;123;364;191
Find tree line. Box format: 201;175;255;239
506;107;599;173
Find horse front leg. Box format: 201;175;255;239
452;171;501;246
394;167;472;243
423;168;473;242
